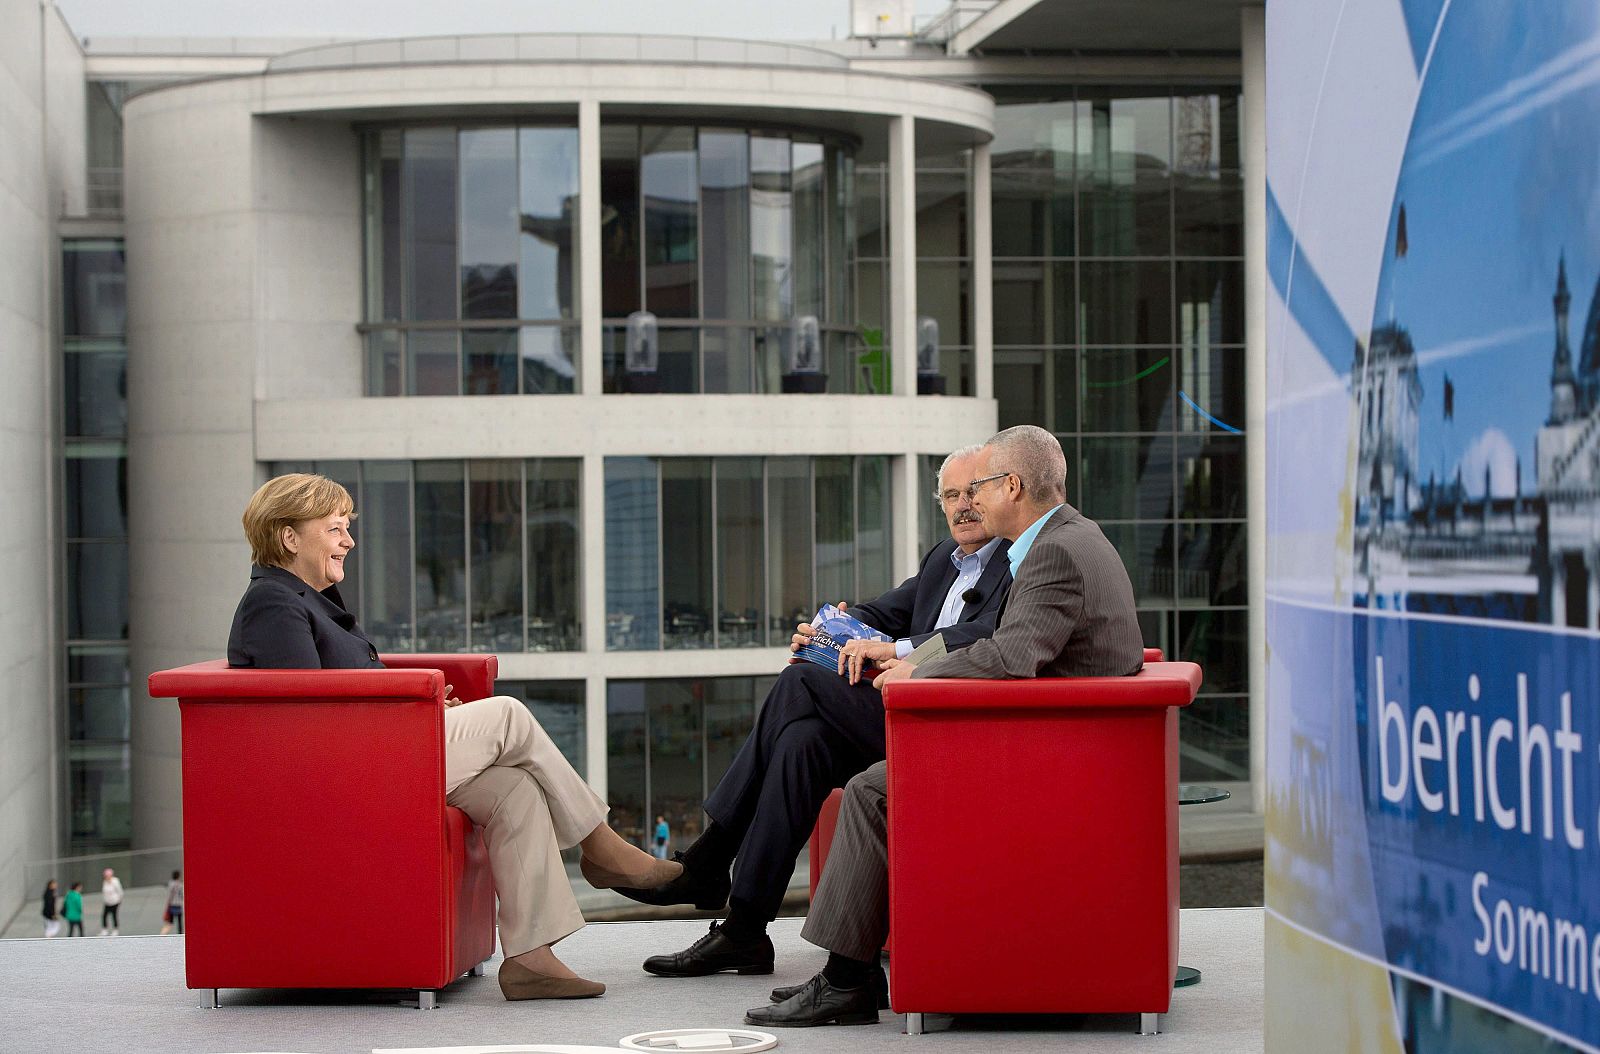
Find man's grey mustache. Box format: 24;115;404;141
954;512;982;524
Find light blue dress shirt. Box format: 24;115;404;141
893;536;1004;658
1007;504;1065;578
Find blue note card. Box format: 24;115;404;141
792;604;892;672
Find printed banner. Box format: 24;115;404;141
1266;2;1600;1051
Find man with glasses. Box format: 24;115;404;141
748;424;1144;1028
615;446;1012;981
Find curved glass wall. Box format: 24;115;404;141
362;124;582;395
600;124;866;394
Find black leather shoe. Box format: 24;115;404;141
771;964;889;1009
643;921;774;977
746;971;879;1027
612;852;731;911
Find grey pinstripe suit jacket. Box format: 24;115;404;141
912;503;1144;680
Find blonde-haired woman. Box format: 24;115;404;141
227;473;678;999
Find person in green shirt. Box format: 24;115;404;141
63;882;84;937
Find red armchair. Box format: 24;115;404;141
807;649;1165;900
883;660;1201;1035
146;654;499;1008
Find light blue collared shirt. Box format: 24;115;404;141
1007;504;1065;578
893;536;1004;658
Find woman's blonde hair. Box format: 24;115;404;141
242;474;355;568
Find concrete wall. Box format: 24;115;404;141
125;77;266;850
0;0;83;923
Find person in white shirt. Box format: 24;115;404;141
99;868;124;936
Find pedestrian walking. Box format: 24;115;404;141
162;870;184;935
100;867;123;935
41;880;61;938
64;882;84;937
652;815;670;860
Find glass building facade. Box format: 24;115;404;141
269;459;583;653
62;238;131;850
362;124;584;396
604;456;894;651
985;86;1248;782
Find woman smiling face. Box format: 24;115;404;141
282;512;354;592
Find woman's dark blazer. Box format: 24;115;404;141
227;565;382;669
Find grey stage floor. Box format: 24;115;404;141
2;910;1262;1054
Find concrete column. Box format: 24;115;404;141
579;99;603;397
581;452;608;797
893;453;924;582
971;142;993;401
1242;2;1268;815
887;114;917;398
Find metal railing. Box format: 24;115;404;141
23;845;183;902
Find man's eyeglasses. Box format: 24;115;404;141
964;471;1017;501
933;488;966;507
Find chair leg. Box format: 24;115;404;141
1138;1012;1162;1035
201;989;219;1009
470;961;487;977
417;990;438;1010
905;1012;924;1035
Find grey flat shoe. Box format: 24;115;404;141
498;959;605;1000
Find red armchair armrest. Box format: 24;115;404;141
379;653;499;703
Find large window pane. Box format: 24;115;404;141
1099;520;1176;604
403;127;458;321
606;682;648;846
1178;520;1247;607
366;129;403;321
500;681;585;775
642;126;698;317
1179;608;1246;694
1177;260;1245;346
814;457;854;606
62;243;126;337
994;262;1047;345
1177;345;1245;436
68;747;131;848
751;136;793;320
601;123;642;315
647;681;705;847
462;328;517;395
1079;436;1174;521
706;677;763;801
1079;173;1170;257
765;458;812;644
793;141;827;319
64;453;126;539
527;459;582;651
1079;262;1173;345
831;149;853;324
519;127;580;320
365;330;400;397
520;326;577;394
605;458;660;650
407;330;459;396
459;128;518;319
1181;696;1249;781
414;460;466;651
1177;435;1246;519
992;166;1051;258
715;459;765;647
700;130;751;321
69;687;129;743
856;456;892;599
1175;171;1243;257
64;351;127;438
916;166;969;259
469;460;523;652
66;540;128;640
1080;347;1176;432
1079;94;1171;177
360;460;412;650
662;459;713;649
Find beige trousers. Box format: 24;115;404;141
443;695;609;956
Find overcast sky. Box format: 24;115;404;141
51;0;951;44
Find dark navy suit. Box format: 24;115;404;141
706;537;1012;921
226;565;381;669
